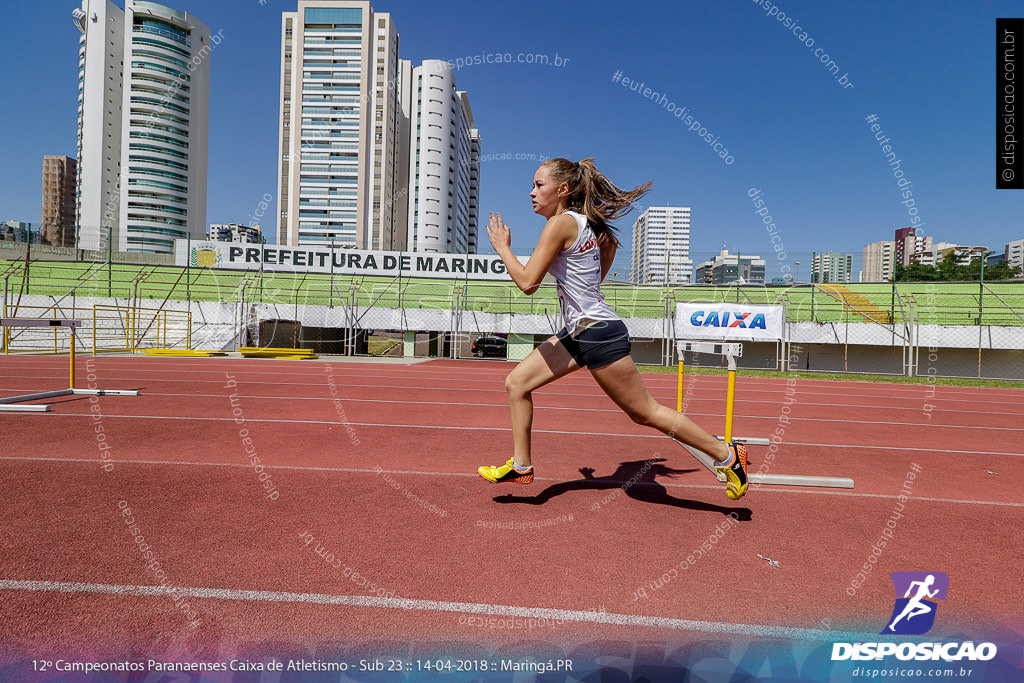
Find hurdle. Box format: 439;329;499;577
0;318;140;413
675;339;854;489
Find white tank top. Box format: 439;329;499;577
547;210;620;333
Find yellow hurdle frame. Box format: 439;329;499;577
0;318;140;413
674;340;854;489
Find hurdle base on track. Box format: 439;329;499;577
0;318;142;413
674;439;856;490
0;388;141;413
143;348;226;357
238;347;319;359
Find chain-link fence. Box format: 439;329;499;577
2;257;1022;380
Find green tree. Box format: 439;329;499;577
893;250;1022;282
893;260;940;281
980;253;1024;280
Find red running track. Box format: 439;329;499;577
0;355;1022;662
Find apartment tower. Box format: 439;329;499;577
810;251;854;283
405;60;480;253
74;0;211;253
862;240;895;282
629;206;693;285
42;156;78;246
277;1;406;249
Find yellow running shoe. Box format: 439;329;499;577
478;457;533;484
714;443;748;500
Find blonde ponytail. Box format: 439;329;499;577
541;157;651;247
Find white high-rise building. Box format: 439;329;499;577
405;60;481;253
74;0;211;253
915;242;987;267
277;1;406;249
861;240;896;282
629;206;692;285
1006;239;1024;272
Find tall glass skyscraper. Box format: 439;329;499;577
74;0;211;254
277;1;404;249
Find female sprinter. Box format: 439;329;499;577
477;158;748;500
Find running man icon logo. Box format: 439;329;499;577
881;571;949;635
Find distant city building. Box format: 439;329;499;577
915;242;987;267
894;226;931;266
2;221;39;243
862;240;895;282
277;1;405;250
810;251;853;283
208;223;262;243
694;248;765;285
628;206;693;285
41;156;78;246
405;60;481;253
1006;238;1024;272
74;0;212;254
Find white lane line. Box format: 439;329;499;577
3;380;1020;418
2;369;1019;406
28;413;1024;457
3;456;1021;507
0;579;879;642
8;355;1023;392
90;391;1024;432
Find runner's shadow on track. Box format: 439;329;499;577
493;458;752;520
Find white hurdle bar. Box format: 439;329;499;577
675;339;854;490
0;318;140;413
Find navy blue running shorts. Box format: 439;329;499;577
555;319;631;369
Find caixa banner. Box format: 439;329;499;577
675;303;785;341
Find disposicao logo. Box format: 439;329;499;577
882;571;948;635
688;311;767;329
831;571;998;662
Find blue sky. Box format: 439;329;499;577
2;0;1022;280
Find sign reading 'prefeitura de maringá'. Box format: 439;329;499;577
174;240;527;281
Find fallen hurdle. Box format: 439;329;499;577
238;347;319;359
675;339;854;489
0;318;140;413
143;348;227;357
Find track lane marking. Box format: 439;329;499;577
22;413;1024;455
2;379;1021;417
2;456;1020;506
43;391;1020;432
1;368;1020;405
0;579;890;642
